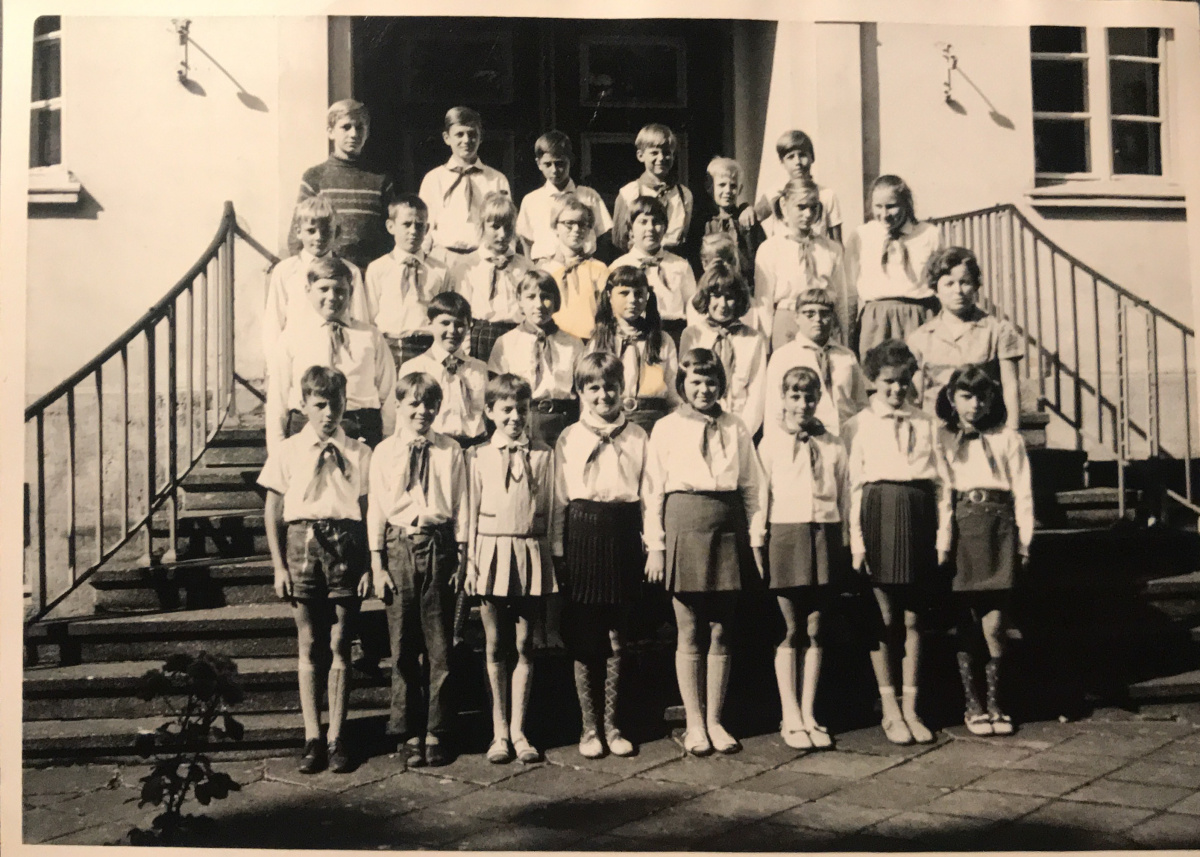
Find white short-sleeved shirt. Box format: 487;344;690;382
367;429;469;548
418;160;511;253
258;426;371;522
517;182;612;262
362;250;454;339
907;309;1024;413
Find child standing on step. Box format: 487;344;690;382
845;340;952;746
465;374;557;764
936;365;1032;737
517;131;612;264
541;195;610;342
907;246;1023;429
611;123;694;255
610;196;697;347
759;366;849;750
551;352;649;759
754;129;843;243
369;372;469;767
260;366;372;774
644;348;768;756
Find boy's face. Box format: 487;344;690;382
297;218;335;258
487;396;529;441
518;286;556;328
443;123;481;163
397;389;439;436
871;187;907;230
610;283;649;323
780;193;821;234
555;212;590;254
710;172;741;210
328;115;368;159
797;304;835;346
936;263;980;319
875;365;913;410
953;389;983;428
300;391;344;439
537;152;571;189
630;213;665;254
482;216;514;255
580;377;622;421
637;143;674;179
782;385;821;425
684;371;721;414
707;291;740;325
387;205;428;254
781;148;814;180
430;312;468;354
307;277;352;321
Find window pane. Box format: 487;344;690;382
33;16;61;37
1112;120;1162;175
29;106;61;168
405;34;513;104
31;38;61;102
581;38;686;107
1032;59;1087;112
1031;26;1084;54
1108;28;1157;58
1034;118;1089;173
1110;60;1159;117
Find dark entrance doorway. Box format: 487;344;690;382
351;17;733;209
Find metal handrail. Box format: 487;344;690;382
931;203;1196;510
24;202;278;625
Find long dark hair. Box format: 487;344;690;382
935;364;1007;432
590;265;665;365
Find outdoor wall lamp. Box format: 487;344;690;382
942;43;958;103
173;19;192;84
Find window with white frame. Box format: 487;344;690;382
1030;26;1167;182
30;16;62;169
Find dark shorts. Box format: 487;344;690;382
286;519;368;600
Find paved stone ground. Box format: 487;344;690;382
22;704;1200;850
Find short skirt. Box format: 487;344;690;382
768;522;842;590
563;499;644;605
664;491;754;594
861;480;938;587
953;492;1017;592
474;534;557;598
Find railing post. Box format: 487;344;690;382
35;413;47;617
66;388;77;586
1184;330;1193;503
1069;266;1082;450
145;325;157;566
1116;297;1128;520
95;367;104;566
1147;313;1160;459
164;303;179;565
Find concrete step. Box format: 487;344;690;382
1044;487;1140;528
1142;570;1200;623
90;557;276;613
209;426;266;447
178;467;265;514
24;657;391;721
199;444;266;468
1128;668;1200;702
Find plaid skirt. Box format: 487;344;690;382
470;319;519;362
386;332;434;369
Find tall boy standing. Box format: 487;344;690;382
610;124;694;255
517;131;612;264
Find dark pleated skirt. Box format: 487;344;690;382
470;319;519;362
664;491;753;594
768;522;840;589
563;500;644;605
861;480;938;586
386;332;434;369
953;496;1017;592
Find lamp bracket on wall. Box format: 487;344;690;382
173;19;192;84
942;43;958;103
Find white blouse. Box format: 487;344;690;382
759;429;849;530
939;426;1035;554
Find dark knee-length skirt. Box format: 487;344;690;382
861;480;938;587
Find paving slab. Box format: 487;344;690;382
940;724;1058;752
581;776;708;828
543;735;683;777
681;786;807;820
1006;748;1127;777
780;749;902;779
42;818;138;846
871;759;992;789
820;779;947;812
732;731;811;767
23;805;107;844
734;768;853;801
964;767;1092;798
1171;791;1200;816
706;819;843;852
831;725;948;759
1020;798;1157;833
1126;811;1200;848
496;762;622;799
1109;759;1200;789
605;804;742;841
448;821;588;851
368;806;486;848
23;764;125;796
922;788;1048;821
1063;777;1194;810
409;750;539;786
919;738;1035;768
1053;729;1175;758
738;798;899;834
338;770;481;814
433;783;554;821
866;809;995;846
636;754;766;787
1145;741;1200;767
261;753;395;792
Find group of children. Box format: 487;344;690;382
257;98;1034;774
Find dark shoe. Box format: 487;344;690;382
299;738;327;774
328;739;352;773
425;740;450;767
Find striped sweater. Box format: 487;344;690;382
289;156;394;270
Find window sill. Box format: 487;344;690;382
1027;179;1185;210
28;166;82;205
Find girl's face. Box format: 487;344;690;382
780;193;820;234
710;172;741;209
518;285;556;327
936;263;980;319
482;217;514;255
796;304;835;346
579;377;622;421
781;148;814;180
706;291;740;325
875;364;913;410
684;370;721;413
871;186;908;231
610;283;649;324
554;211;590;254
630;213;666;254
487;396;529;440
953;389;984;429
782;385;820;425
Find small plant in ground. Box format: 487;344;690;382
128;651;245;845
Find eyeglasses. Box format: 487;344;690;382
557;219;589;230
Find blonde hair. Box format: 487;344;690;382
326;99;369;130
706;157;742;187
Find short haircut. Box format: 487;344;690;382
396;371;444;410
774;176;822;220
628;195;669;228
692;260;751;319
861;339;918;382
573;351;625;393
795;287;836;311
426;290;472;323
387;193;428;220
782;365;823;397
307;255;354;287
706;157;742;187
775;129;815;160
327;99;370;130
635;123;677;153
699;232;740;272
535;130;573;160
480;191;518;228
551;194;595;230
869;174;917;222
925;246;982;290
294;194;338;227
677;347;728;401
935;363;1007;432
300;365;347;406
516;269;563;313
485;373;532;409
444;105;483;132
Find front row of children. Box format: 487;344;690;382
260;324;1033;773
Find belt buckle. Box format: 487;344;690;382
535;399;555;414
967;488;987;504
622;396;640;413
